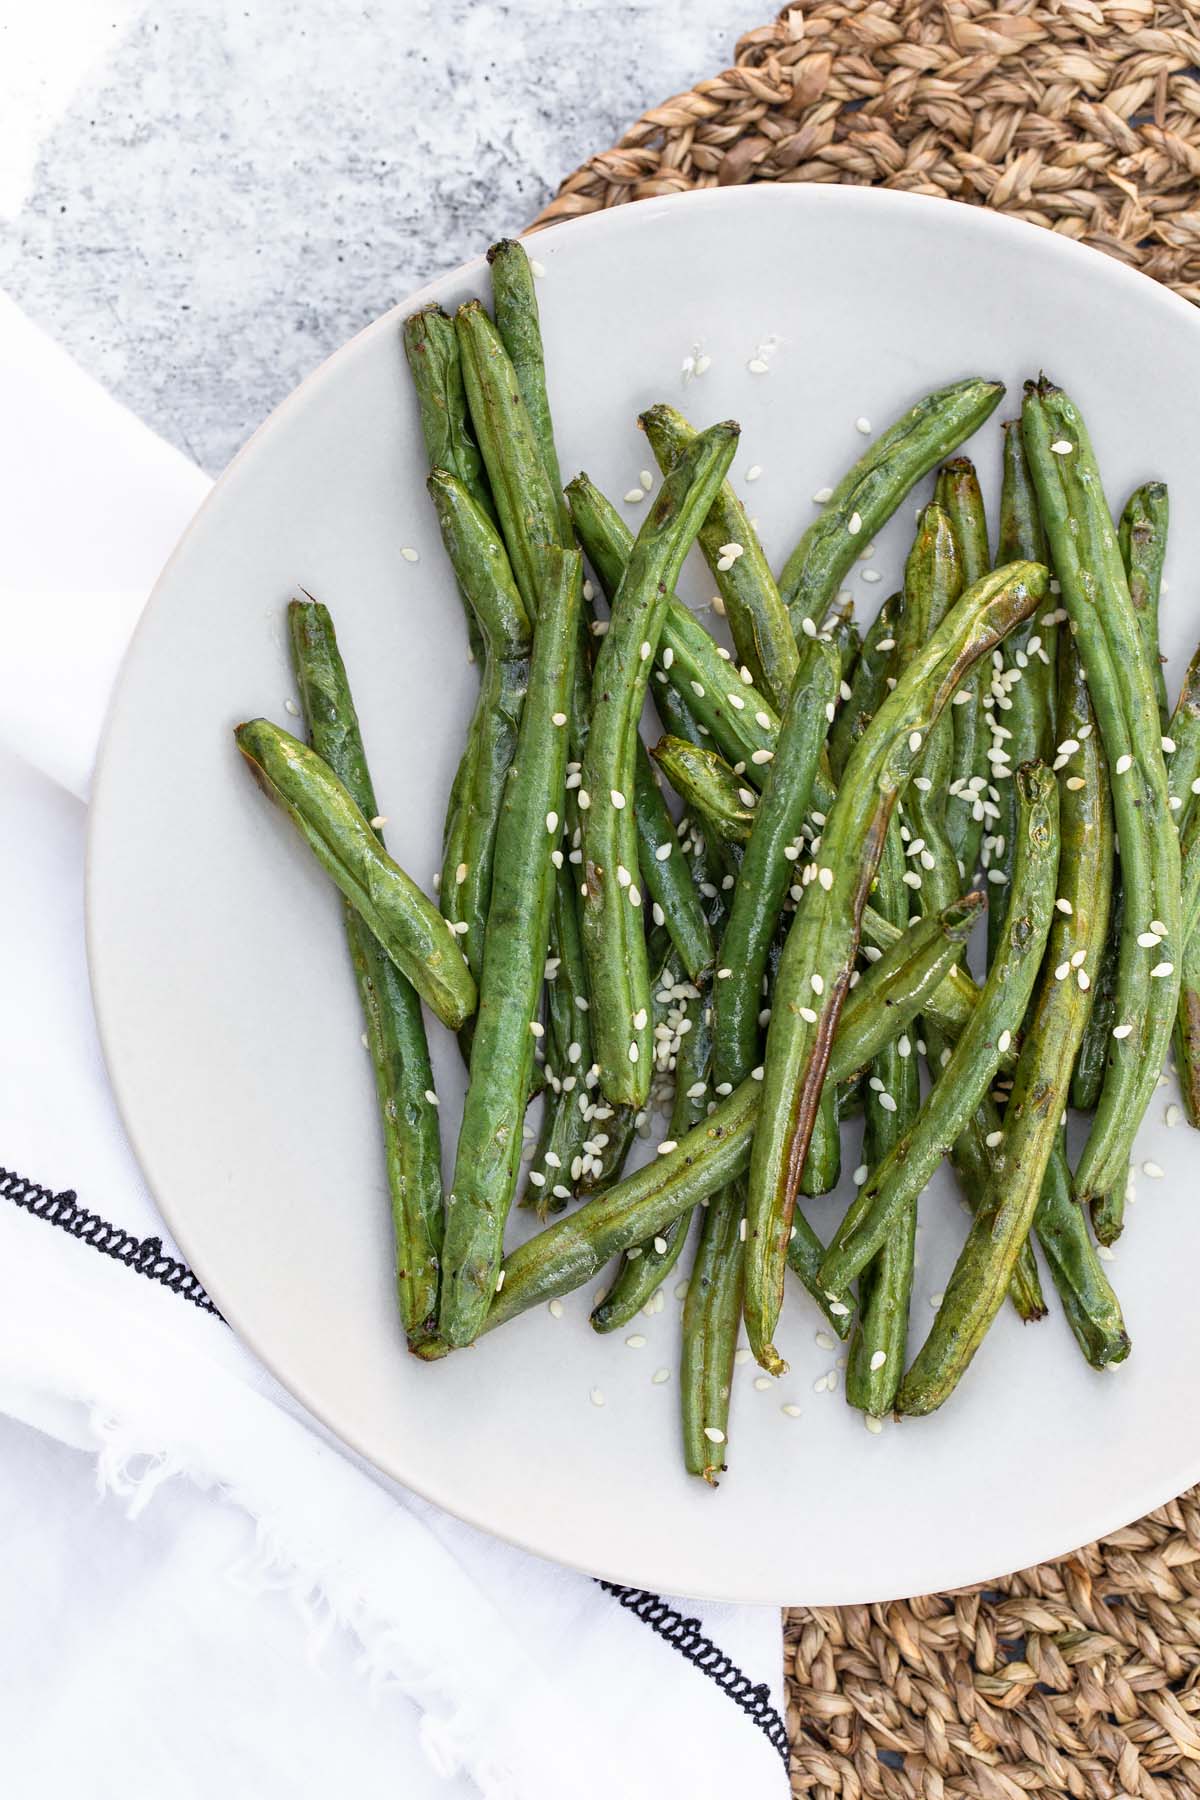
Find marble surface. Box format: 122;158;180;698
1;0;765;472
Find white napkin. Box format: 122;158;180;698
0;293;789;1799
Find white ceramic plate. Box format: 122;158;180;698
88;187;1200;1604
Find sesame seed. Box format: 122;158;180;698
546;811;558;835
1065;776;1085;791
1151;961;1174;978
751;1065;764;1082
1054;961;1070;980
829;1300;850;1317
865;1414;883;1434
370;813;388;829
578;790;591;809
624;488;644;504
529;1020;544;1038
819;867;834;891
552;712;567;728
528;1170;545;1187
702;1425;727;1445
610;789;625;809
639;469;653;492
694;354;711;376
751;749;774;764
847;511;863;536
455;862;469;886
1137;931;1161;948
590;1388;606;1406
1169;1102;1185;1130
1070;949;1086;967
813;486;834;503
903;871;922;890
283;697;300;716
997;1030;1012;1054
810;973;824;996
1050;440;1073;455
748;357;769;374
1115;753;1133;775
801;616;817;638
452;919;470;935
400;546;420;563
987;869;1007;885
799;1006;817;1024
424;1089;439;1107
1142;1160;1165;1180
628;1042;639;1062
1112;1023;1133;1039
908;731;922;754
1151;920;1168;935
869;1349;887;1371
856;416;872;435
879;1093;897;1113
495;1269;506;1292
652;1367;671;1385
740;665;755;685
985;1129;1003;1148
878;638;896;653
929;1291;945;1308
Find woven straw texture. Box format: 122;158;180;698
535;5;1200;1792
534;0;1200;304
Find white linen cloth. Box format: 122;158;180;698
0;292;789;1799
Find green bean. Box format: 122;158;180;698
846;980;921;1413
652;735;757;842
897;766;1076;1415
591;976;712;1330
632;744;715;983
1070;879;1122;1111
1166;645;1200;824
713;636;840;1089
486;239;571;538
402;305;494;660
1023;379;1181;1206
681;1180;745;1483
987;421;1057;963
893;506;1041;1313
438;548;581;1346
565;474;780;772
453;891;981;1347
287;599;443;1345
1119;481;1170;730
234;718;477;1031
580;423;739;1107
818;761;1059;1304
778;377;1004;634
1173;799;1200;1126
824;598;861;687
1033;1141;1130;1369
521;861;600;1214
426;472;532;985
640;403;798;710
827;594;900;782
455;300;565;620
935;460;990;880
745;560;1046;1372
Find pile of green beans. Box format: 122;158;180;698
235;238;1193;1478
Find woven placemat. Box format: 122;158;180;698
533;5;1200;1793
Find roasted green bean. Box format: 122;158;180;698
1023;379;1181;1206
778;377;1004;634
818;761;1059;1303
641;402;798;710
287;599;443;1345
580;422;738;1106
438;547;581;1346
746;560;1047;1373
235;718;477;1032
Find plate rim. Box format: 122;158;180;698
86;182;1200;1603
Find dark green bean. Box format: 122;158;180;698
1023;379;1181;1206
1119;481;1170;729
438;548;581;1346
778;377;1004;635
580;423;739;1106
818;762;1060;1303
287;599;443;1346
234;718;477;1031
641;403;798;709
746;561;1047;1373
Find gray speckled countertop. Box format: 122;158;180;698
2;0;764;472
